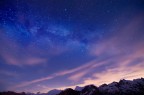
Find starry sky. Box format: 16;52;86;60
0;0;144;93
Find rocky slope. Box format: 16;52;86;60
57;78;144;95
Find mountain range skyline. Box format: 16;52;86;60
1;77;144;95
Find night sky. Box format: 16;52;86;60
0;0;144;93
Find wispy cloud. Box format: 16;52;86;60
5;13;144;92
56;14;144;90
0;70;19;77
0;29;66;66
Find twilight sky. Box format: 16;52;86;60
0;0;144;93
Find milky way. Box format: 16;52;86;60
0;0;144;93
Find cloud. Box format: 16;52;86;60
67;58;114;82
0;28;67;66
2;53;48;66
55;14;144;90
0;70;18;77
10;60;95;89
68;70;90;81
57;47;144;90
11;53;120;91
11;14;144;91
81;58;144;86
10;56;110;90
12;76;54;89
90;14;144;56
4;13;144;92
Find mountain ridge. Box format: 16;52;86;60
1;78;144;95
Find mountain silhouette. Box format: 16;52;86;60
1;78;144;95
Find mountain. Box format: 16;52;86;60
0;78;144;95
74;86;84;91
57;78;144;95
58;88;79;95
47;89;61;95
0;91;26;95
80;85;100;95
